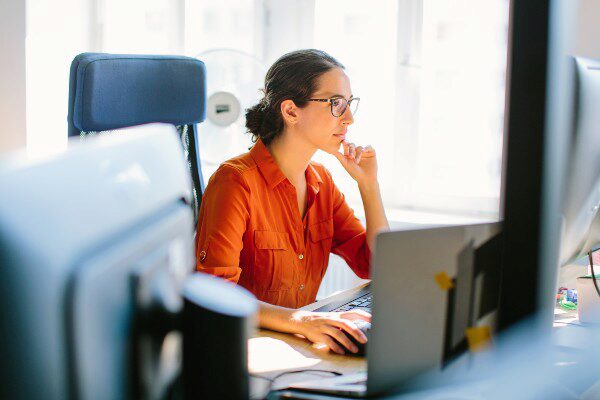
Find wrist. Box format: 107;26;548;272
357;178;379;192
259;302;300;333
287;310;311;334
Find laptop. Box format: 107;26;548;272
289;222;502;397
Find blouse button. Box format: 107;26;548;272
298;254;304;260
199;250;207;263
299;284;305;290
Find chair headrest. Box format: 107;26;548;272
68;53;206;136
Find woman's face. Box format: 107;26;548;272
295;68;355;154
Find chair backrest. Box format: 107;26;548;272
67;53;206;222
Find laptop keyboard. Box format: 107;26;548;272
333;292;372;312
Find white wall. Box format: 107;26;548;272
0;0;27;153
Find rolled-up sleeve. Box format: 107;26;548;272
195;165;250;283
330;182;371;279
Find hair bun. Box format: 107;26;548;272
245;103;266;137
245;100;282;145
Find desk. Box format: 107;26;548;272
248;282;600;400
249;282;369;398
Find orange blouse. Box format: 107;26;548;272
195;139;370;308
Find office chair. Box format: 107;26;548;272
67;53;207;222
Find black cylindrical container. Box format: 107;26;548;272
182;273;257;399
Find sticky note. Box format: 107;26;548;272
465;326;492;352
435;272;454;291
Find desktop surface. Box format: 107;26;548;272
249;283;368;398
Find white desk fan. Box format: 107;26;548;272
196;48;267;179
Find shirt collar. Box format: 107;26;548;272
250;139;288;189
250;139;323;192
306;163;323;195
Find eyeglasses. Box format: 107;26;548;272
307;97;360;118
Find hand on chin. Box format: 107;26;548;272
331;140;378;184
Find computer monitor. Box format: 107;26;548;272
560;57;600;264
0;124;195;399
499;1;600;331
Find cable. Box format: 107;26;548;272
588;251;600;298
250;369;342;396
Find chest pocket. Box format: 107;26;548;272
308;219;334;270
309;219;334;242
253;230;295;291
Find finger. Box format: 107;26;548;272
347;143;356;159
362;145;375;156
324;326;358;354
342;140;350;157
340;309;372;322
354;147;364;164
328;319;368;344
313;335;345;355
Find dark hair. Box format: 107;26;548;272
245;49;344;145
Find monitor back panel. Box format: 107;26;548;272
367;223;500;395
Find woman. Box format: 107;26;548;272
195;49;389;355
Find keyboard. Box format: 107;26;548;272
332;292;372;313
314;283;372;313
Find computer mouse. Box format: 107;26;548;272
337;320;371;357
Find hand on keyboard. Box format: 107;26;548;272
290;309;371;355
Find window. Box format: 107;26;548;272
26;0;93;157
310;0;400;212
97;0;184;54
26;0;509;219
185;0;262;56
269;0;510;218
25;0;186;157
396;0;509;216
